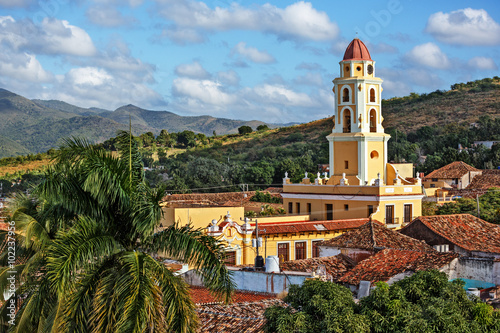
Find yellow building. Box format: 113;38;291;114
207;211;368;266
282;38;424;228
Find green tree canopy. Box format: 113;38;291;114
238;126;253;135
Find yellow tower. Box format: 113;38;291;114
329;38;390;185
281;38;424;228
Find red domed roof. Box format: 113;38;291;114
343;38;372;61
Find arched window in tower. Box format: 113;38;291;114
343;110;351;133
342;87;349;103
369;109;377;132
370;88;376;103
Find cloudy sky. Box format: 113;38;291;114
0;0;499;123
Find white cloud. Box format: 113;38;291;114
0;16;97;57
66;67;112;86
39;18;97;56
46;66;164;110
0;52;52;83
425;8;500;46
293;72;324;87
160;26;205;45
467;57;498;70
86;6;136;27
250;84;318;107
0;0;35;8
405;43;450;69
155;0;339;42
217;70;240;86
174;61;211;79
92;0;144;6
172;77;237;106
232;42;275;64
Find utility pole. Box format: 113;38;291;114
476;194;480;218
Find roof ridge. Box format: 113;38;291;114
370;220;377;248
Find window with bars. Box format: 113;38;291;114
278;243;289;263
404;204;412;223
312;240;321;258
223;251;236;265
295;242;306;260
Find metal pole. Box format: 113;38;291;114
477;194;480;218
255;219;259;259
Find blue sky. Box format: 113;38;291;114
0;0;499;123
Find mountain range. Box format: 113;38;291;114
0;89;281;158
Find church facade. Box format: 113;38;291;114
282;38;424;227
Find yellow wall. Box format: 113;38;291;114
234;227;352;265
333;141;358;176
366;141;385;181
161;206;245;229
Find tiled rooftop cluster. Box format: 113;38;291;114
280;255;355;280
404;214;500;254
319;220;434;252
467;169;500;189
252;218;369;235
424;161;480;180
338;249;458;285
161;189;283;210
162;191;254;206
190;287;277;305
196;299;286;333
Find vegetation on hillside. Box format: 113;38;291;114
423;188;500;224
265;270;500;333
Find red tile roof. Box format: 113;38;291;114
190;287;276;305
424;161;480;180
343;38;372;61
252;218;369;235
338;249;458;286
318;220;434;252
279;255;355;281
467;170;500;189
196;299;286;333
402;214;500;254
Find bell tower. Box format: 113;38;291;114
327;38;390;185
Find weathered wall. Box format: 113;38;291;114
455;257;495;284
182;269;310;294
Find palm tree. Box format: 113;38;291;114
0;132;234;332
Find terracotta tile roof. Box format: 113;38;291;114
318;220;434;252
279;255;355;281
424;161;480;180
252;218;369;235
190;287;276;305
338;249;458;286
402;214;500;254
466;170;500;189
196;299;286;333
162;192;255;206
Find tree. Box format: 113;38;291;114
266;270;500;333
177;130;196;148
0;133;234;332
257;125;270;131
238;126;253;135
265;279;370;333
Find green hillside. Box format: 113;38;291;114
0;89;279;157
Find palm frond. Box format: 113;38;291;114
47;217;122;293
149;224;235;303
